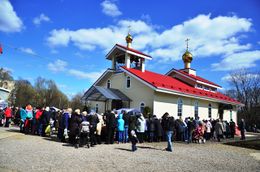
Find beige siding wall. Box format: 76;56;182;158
96;72;154;112
223;106;237;123
153;92;220;120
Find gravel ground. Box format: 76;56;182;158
0;127;259;172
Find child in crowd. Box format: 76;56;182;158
130;130;138;152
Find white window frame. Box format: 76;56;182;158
208;103;212;118
95;104;99;113
194;100;199;119
107;80;111;88
177;98;183;116
140;102;145;114
126;76;131;89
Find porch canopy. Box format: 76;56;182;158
83;86;131;102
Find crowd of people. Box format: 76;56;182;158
0;105;247;152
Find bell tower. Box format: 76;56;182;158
106;31;152;72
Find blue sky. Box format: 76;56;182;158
1;0;260;98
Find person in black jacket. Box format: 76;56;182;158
123;110;130;143
239;118;246;140
88;111;99;146
229;119;236;139
105;110;116;144
147;115;155;142
154;115;163;142
69;109;82;148
40;107;51;137
165;116;175;152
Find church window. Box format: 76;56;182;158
140;102;145;113
126;76;131;88
177;98;183;116
95;104;99;113
208;103;212;118
194;100;199;119
107;80;111;88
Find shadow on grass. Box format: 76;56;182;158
224;139;260;150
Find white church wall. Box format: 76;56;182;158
97;72;154;112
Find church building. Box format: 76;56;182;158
82;33;242;122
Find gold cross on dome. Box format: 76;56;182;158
185;38;190;50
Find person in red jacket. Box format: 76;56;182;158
4;107;12;127
35;107;44;135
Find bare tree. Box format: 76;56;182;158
226;69;260;127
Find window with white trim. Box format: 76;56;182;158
194;100;199;119
95;104;99;113
208;103;212;118
140;102;145;114
177;98;183;116
126;76;131;88
107;80;111;88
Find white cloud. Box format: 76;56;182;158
33;13;50;26
46;20;153;51
46;14;255;65
212;50;260;71
48;59;68;72
20;47;37;55
68;69;105;82
0;0;23;33
101;0;122;17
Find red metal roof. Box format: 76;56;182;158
176;69;221;87
116;44;152;58
121;66;241;105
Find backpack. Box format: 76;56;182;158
81;121;90;133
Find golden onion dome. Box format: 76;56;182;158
125;33;133;44
182;50;193;63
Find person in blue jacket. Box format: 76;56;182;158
117;112;125;143
19;107;27;132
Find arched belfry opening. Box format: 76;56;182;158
106;32;152;72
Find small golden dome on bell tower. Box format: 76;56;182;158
125;33;133;48
182;38;193;69
182;50;193;63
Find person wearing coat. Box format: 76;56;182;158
58;108;72;142
19;107;27;132
4;106;12;127
105;110;116;144
24;105;33;134
40;107;51;137
123;110;130;143
117;113;125;143
96;113;104;144
239;118;246;140
165;116;175;152
229;119;236;139
0;107;5;127
214;119;224;142
136;113;146;143
88;111;99;146
154;115;163;142
69;109;82;148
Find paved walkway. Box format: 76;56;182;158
0;127;259;172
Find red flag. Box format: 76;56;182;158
0;44;3;54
